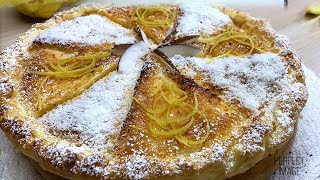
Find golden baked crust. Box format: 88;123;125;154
0;3;307;180
30;122;299;180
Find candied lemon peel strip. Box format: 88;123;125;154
198;25;277;62
134;79;210;147
28;52;113;110
132;6;175;28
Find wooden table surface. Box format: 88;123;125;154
1;0;320;77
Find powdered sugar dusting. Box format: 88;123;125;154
270;66;320;180
176;3;231;37
123;155;150;179
1;28;40;70
2;65;316;179
34;14;137;46
41;59;144;148
171;53;286;113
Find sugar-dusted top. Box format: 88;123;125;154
34;14;137;46
176;3;231;37
41;57;144;149
171;53;287;113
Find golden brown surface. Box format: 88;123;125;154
119;58;250;158
21;49;118;117
99;6;177;44
36;122;298;180
0;3;308;180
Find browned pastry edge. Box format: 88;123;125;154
29;121;298;180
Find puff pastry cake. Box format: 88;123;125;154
0;3;308;180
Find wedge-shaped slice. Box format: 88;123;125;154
99;6;177;44
31;14;138;52
175;3;231;38
170;53;299;114
38;59;144;147
21;49;118;118
115;57;255;179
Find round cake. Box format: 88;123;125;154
0;3;308;179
